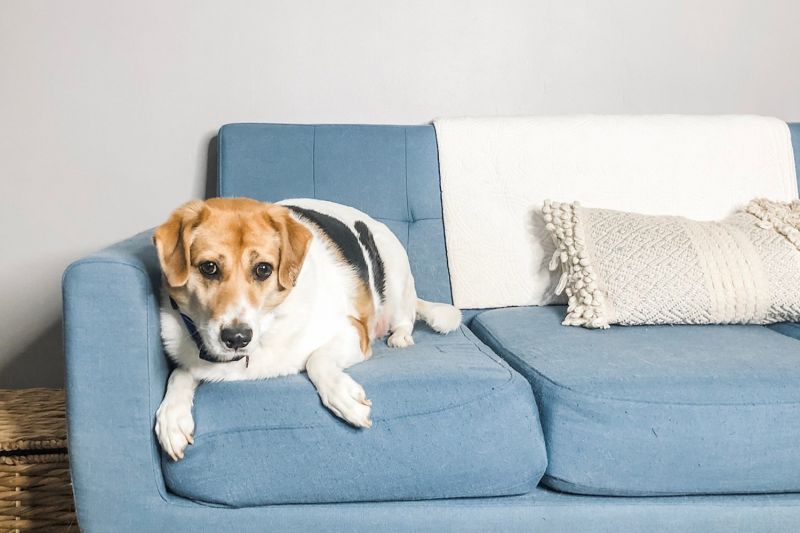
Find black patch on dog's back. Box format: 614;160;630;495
354;220;386;302
286;206;369;289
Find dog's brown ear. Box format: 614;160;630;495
269;206;312;289
153;200;206;287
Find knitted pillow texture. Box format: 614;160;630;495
544;198;800;329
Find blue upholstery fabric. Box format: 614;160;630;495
162;325;546;506
218;124;451;304
471;306;800;496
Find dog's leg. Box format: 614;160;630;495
386;275;417;347
155;368;198;461
306;327;372;428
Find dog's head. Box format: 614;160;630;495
153;198;311;362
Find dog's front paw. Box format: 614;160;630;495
155;398;195;461
318;373;373;428
387;330;414;348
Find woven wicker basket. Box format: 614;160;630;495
0;388;77;532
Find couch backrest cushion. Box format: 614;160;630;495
217;124;451;303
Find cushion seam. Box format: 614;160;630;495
311;126;316;198
164;491;800;511
378;216;440;223
217;127;225;196
176;468;544;508
404;127;412;226
541;474;800;497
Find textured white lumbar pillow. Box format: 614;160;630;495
544;198;800;329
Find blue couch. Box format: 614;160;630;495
63;123;800;532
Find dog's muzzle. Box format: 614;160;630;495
170;297;250;367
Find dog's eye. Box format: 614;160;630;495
253;262;273;281
199;261;219;279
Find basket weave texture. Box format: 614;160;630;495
0;388;77;532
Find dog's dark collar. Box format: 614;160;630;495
169;297;248;366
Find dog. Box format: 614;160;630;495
153;197;462;460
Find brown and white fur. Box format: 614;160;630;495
153;197;462;460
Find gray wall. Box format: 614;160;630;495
1;0;799;387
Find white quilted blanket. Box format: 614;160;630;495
433;115;798;309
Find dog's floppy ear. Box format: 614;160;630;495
269;206;312;289
153;200;206;287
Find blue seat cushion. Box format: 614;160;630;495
162;325;547;506
471;306;800;496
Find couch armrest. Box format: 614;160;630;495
62;230;172;530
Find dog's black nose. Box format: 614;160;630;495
220;325;253;350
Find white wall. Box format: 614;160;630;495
1;0;799;387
